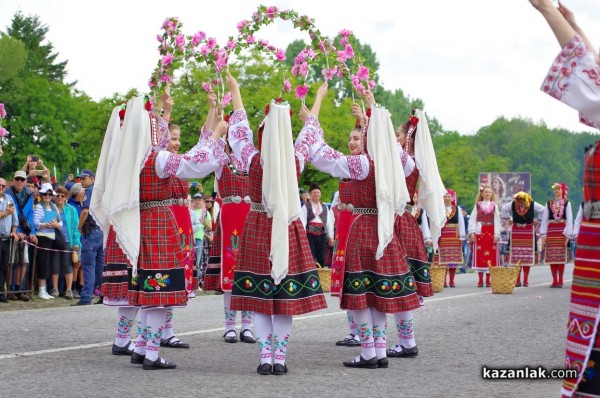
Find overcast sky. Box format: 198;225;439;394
1;0;600;135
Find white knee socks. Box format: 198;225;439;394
370;308;387;359
273;315;292;366
394;310;416;349
349;309;376;360
144;307;167;362
115;307;139;347
253;312;273;365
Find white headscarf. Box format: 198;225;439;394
101;95;153;275
412;109;446;250
367;107;410;259
90;106;123;247
261;101;301;285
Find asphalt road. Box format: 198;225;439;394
0;264;572;398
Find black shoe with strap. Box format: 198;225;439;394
111;342;133;356
240;329;256;344
142;357;177;370
160;336;190;349
335;334;360;347
224;330;237;343
387;345;418;358
272;363;288;375
257;363;272;375
342;355;378;369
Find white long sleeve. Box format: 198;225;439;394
573;203;584;237
226;110;260;173
300;205;307;229
541;34;600;129
155;137;228;179
458;210;466;241
295;115;369;180
326;207;334;239
420;211;431;242
540;201;573;237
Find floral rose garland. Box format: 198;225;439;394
0;102;9;140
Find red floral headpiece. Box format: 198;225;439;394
118;102;127;120
551;182;569;200
405;110;419;153
445;188;457;206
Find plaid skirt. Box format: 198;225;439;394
340;214;421;313
394;213;432;297
101;227;130;306
562;220;600;397
230;212;327;315
128;206;188;307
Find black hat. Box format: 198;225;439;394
193;193;204;199
299;188;307;194
309;183;321;192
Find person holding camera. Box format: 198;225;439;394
22;155;50;183
0;178;18;303
7;170;37;301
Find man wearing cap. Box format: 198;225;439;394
75;169;104;305
7;170;37;301
300;183;334;267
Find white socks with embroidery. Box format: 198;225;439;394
393;310;416;349
273;315;292;366
144;307;167;362
133;308;149;356
349;309;375;361
114;307;139;347
370;308;387;359
254;312;273;365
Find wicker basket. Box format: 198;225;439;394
316;263;331;292
489;265;521;294
430;264;447;293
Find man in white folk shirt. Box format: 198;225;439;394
301;183;334;267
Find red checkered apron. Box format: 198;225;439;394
101;226;131;305
337;158;420;313
127;152;188;307
169;178;195;294
230;155;327;315
394;212;432;297
471;202;499;271
204;165;250;292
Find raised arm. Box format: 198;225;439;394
529;0;577;48
227;69;244;112
558;1;599;63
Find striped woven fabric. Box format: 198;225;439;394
545;220;568;264
438;224;463;264
562;220;600;397
509;223;535;266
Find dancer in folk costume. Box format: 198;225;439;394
92;94;227;370
225;71;326;376
438;189;465;287
382;107;445;356
201;94;255;345
468;185;501;288
501;192;545;287
540;182;573;288
296;83;420;369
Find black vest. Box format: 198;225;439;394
546;200;569;221
512;201;535;224
306;202;328;229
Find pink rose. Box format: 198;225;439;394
160;74;172;84
156;34;163;43
162;18;171;30
0;104;5;119
246;35;256;44
307;48;316;60
340;37;347;46
227;39;237;50
345;44;354;59
222;92;232;107
175;34;185;49
283;79;291;92
161;54;174;66
237;20;248;32
266;6;278;18
276;49;286;61
259;38;269;46
299;62;308;77
339;29;352;37
291;64;299;76
0;127;7;137
192;32;203;46
148;77;156;88
202;82;212;93
200;45;210;55
267;45;276;51
295;84;309;99
357;65;370;81
207;37;216;50
368;80;376;89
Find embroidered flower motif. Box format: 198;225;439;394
143;273;171;291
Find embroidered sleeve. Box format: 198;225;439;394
199;125;213;146
396;143;415;176
573;203;583;236
541;34;600;128
564;201;573;236
468;206;478;234
155;137;228;179
295;115;369;180
153;116;171;152
227;110;258;172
